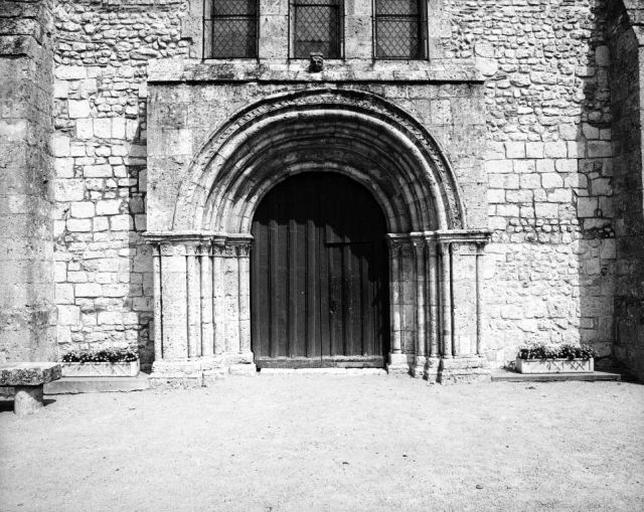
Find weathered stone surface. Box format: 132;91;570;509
607;0;644;380
0;363;62;386
1;0;642;383
14;386;44;415
0;0;57;364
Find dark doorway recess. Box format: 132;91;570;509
251;172;390;368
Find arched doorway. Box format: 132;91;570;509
250;172;389;368
148;89;490;384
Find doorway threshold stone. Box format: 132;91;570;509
259;368;388;375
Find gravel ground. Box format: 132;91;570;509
0;375;643;512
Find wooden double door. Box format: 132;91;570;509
251;172;389;368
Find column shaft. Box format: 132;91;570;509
427;240;439;357
200;247;214;357
440;243;453;357
186;247;202;358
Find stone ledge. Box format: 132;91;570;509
0;363;61;386
44;375;151;394
147;58;484;84
491;369;621;382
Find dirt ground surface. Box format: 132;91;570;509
1;375;643;512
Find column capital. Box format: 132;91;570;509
213;234;253;257
144;231;254;257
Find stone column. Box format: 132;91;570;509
425;236;441;382
159;242;189;360
411;236;427;378
147;233;256;385
387;237;405;370
435;230;491;384
186;243;202;358
199;243;214;357
227;236;254;370
152;245;163;361
210;236;255;374
387;236;411;373
439;241;453;359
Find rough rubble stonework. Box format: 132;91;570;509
0;0;643;381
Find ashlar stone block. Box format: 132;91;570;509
68;99;90;118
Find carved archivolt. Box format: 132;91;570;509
172;88;466;234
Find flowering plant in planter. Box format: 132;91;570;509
61;349;139;377
517;343;596;361
62;348;138;363
515;343;596;374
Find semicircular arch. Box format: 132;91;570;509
172;89;466;234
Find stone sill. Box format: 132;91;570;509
147;58;483;84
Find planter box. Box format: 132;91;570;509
62;360;140;377
515;357;594;374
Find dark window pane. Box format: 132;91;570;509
205;0;257;58
375;19;420;58
374;0;424;59
375;0;418;16
293;0;341;58
213;0;256;16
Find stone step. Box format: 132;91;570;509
491;369;621;383
259;368;388;375
44;375;150;394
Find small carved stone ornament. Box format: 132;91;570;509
309;52;324;72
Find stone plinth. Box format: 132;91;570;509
437;357;490;385
0;362;62;387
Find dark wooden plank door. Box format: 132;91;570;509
251;172;389;368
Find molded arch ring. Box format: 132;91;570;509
172;88;466;234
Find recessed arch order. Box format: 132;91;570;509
172;88;467;235
148;87;490;383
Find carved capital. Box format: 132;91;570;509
159;243;188;257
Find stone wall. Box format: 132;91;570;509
608;0;644;380
0;0;57;362
50;0;191;368
446;0;616;364
43;0;628;371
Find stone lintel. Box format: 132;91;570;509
147;58;484;84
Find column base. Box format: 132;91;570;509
424;357;441;383
437;356;490;385
387;353;411;375
150;355;257;387
149;360;207;388
411;356;426;378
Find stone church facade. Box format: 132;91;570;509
1;0;643;383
